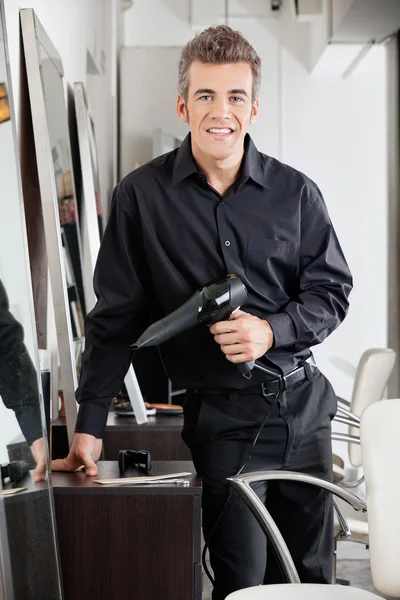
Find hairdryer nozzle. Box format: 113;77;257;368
132;322;166;349
132;291;202;349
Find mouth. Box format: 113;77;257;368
206;127;235;140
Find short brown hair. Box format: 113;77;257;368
178;25;261;104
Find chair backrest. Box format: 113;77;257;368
349;348;396;467
361;398;400;597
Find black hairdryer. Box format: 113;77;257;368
132;274;255;377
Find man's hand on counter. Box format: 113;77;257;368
30;437;47;482
51;433;103;476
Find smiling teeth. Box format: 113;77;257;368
208;128;232;134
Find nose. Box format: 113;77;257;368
210;97;230;121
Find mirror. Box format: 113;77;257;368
71;81;103;313
20;8;84;443
0;1;62;596
72;81;148;423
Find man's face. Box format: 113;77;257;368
177;61;259;162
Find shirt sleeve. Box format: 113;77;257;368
266;185;353;350
75;182;151;438
0;279;43;445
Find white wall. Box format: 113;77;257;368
122;0;388;417
3;0;116;216
124;0;192;47
280;42;388;401
120;46;187;175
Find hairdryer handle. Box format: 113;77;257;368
237;360;255;379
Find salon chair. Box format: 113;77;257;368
330;348;396;549
226;398;400;599
332;347;396;484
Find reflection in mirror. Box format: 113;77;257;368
72;81;148;423
20;8;84;442
0;2;62;597
72;82;103;313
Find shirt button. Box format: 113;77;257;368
220;201;225;206
225;240;231;247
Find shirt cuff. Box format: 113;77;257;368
17;407;43;446
75;401;111;438
265;312;296;349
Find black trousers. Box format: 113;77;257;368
182;369;337;600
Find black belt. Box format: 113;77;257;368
193;360;318;398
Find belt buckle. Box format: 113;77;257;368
261;381;282;398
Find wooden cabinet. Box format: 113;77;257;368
52;461;202;600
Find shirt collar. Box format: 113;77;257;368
172;134;198;186
172;132;270;189
241;135;270;189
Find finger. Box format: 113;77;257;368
80;455;98;477
213;332;238;345
221;343;246;356
51;455;83;472
228;309;248;320
215;328;253;345
94;438;103;461
33;461;47;482
226;352;249;364
209;320;238;335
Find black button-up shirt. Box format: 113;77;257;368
76;134;352;437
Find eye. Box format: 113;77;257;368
199;95;212;101
231;96;244;103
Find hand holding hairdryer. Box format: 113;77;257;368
132;274;256;377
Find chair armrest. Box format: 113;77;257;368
337;396;351;408
341;474;365;489
332;432;365;489
227;470;367;584
331;433;365;488
336;405;360;424
333;498;351;538
334;415;360;429
332;432;360;445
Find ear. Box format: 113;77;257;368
176;94;188;123
250;98;260;124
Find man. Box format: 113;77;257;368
53;25;352;598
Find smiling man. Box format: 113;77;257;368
177;60;259;195
53;25;352;599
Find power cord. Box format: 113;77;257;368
202;391;280;586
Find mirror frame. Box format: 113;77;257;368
20;8;78;444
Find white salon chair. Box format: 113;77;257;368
226;398;400;599
331;349;396;549
332;347;396;485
